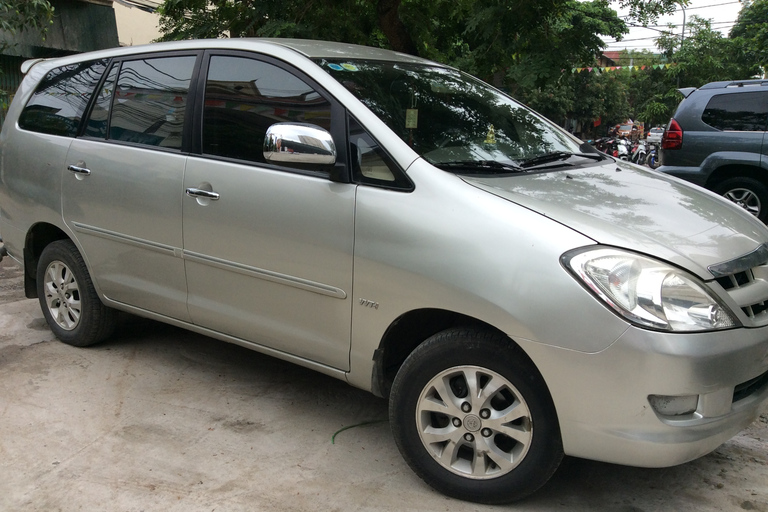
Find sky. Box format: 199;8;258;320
603;0;746;51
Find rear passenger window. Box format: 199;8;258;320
109;56;196;149
18;59;108;137
202;55;332;164
701;92;768;132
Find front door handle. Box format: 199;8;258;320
67;164;91;175
185;188;220;200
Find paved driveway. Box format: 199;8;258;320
0;257;766;511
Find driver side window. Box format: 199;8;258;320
202;55;332;164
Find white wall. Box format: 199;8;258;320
113;2;162;46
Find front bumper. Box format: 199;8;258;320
523;324;768;467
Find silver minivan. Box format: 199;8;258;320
1;39;768;504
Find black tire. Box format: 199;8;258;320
713;177;768;223
389;327;563;504
646;152;660;169
36;240;116;347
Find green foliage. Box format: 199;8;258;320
506;0;628;91
616;0;680;25
0;0;54;104
520;82;574;125
155;0;666;82
567;70;631;133
154;0;760;135
156;0;382;45
730;0;768;74
0;0;53;35
670;16;759;86
577;10;764;136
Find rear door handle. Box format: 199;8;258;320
67;164;91;175
185;188;220;200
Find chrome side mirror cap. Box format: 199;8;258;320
263;123;337;166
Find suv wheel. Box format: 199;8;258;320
389;327;563;504
713;177;768;222
37;240;117;346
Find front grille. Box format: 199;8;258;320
716;268;768;320
716;271;750;289
733;370;768;403
710;245;768;324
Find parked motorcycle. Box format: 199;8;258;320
591;137;613;155
645;143;660;169
630;140;647;165
615;138;630;160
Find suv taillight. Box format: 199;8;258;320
662;119;683;150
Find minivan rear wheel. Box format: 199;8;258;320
389;327;563;504
37;240;116;346
713;177;768;222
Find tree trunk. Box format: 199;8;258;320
376;0;418;56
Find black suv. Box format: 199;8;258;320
659;80;768;221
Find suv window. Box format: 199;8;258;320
18;59;108;137
701;91;768;132
202;55;332;164
109;55;196;149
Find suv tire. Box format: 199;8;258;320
389;327;563;504
713;177;768;222
37;240;117;347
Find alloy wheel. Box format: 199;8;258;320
416;365;532;479
43;260;82;331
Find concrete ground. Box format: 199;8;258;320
1;256;767;512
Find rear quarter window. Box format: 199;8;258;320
701;91;768;132
18;59;108;137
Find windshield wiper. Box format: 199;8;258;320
433;160;525;174
519;151;604;169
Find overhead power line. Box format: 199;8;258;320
114;0;161;13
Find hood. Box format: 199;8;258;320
463;160;768;279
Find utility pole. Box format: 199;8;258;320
677;3;686;88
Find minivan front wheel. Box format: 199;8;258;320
37;240;116;347
389;328;563;504
713;177;768;222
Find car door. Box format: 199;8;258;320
182;52;355;369
63;53;199;321
761;92;768;169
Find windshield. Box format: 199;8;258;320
315;59;583;171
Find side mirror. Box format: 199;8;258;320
263;123;337;166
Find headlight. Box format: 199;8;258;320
562;247;739;332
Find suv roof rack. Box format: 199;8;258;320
700;79;768;90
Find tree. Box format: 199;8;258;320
156;0;680;78
153;0;683;133
658;16;760;86
0;0;54;52
730;0;768;76
157;0;383;46
0;0;54;115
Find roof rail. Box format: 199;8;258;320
700;79;768;90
